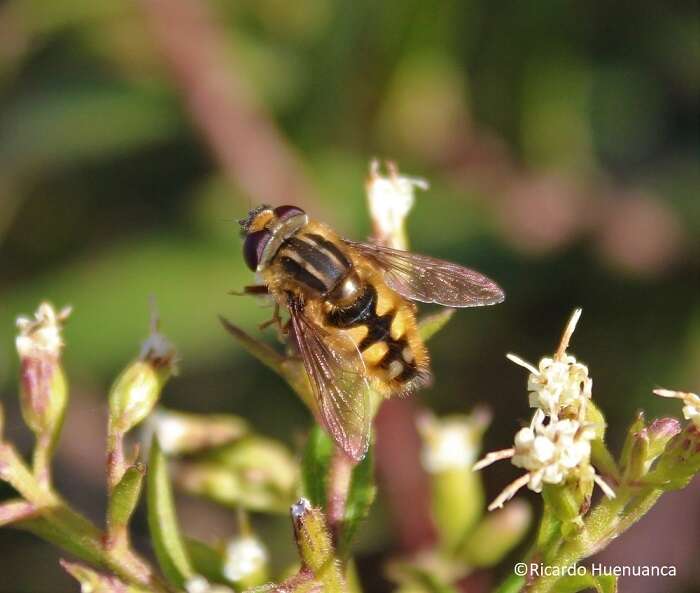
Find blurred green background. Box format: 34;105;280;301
0;1;698;591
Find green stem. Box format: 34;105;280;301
527;485;661;593
0;442;171;593
32;433;53;489
327;448;353;546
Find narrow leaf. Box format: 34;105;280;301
301;426;334;508
219;316;317;412
338;446;376;555
219;316;285;374
107;463;145;540
147;437;193;586
418;309;455;342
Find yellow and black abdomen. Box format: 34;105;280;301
323;258;431;397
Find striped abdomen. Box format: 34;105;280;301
325;283;427;391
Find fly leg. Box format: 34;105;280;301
259;302;281;330
231;285;286;340
229;285;270;297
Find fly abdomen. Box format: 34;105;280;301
278;234;351;295
326;284;420;385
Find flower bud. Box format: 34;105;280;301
620;415;681;483
175;437;298;513
417;409;490;551
459;500;531;567
109;327;176;435
646;424;700;490
145;409;248;456
291;498;345;591
622;428;650;483
15;303;71;441
222;534;268;589
646;418;681;461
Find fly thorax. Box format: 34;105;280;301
327;270;363;305
277;233;352;296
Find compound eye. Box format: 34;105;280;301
243;229;272;271
274;205;305;221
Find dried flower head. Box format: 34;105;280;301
366;159;428;249
144;409;248;456
507;309;591;420
654;389;700;429
15;302;71;439
139;303;178;372
16;302;72;360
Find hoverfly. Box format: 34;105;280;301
238;204;504;461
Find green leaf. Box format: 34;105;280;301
219;316;316;412
552;572;617;593
107;463;145;537
418;309;455;342
218;316;286;374
147;437;193;587
301;426;334;508
338;446;377;556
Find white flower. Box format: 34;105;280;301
366;159;428;249
511;418;594;492
474;415;614;511
654;389;700;429
508;309;591;420
417;409;491;472
222;535;268;583
15;302;71;359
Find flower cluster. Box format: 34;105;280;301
474;309;614;510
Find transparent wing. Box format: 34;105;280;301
288;297;371;461
346;240;505;308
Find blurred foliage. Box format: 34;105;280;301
0;0;698;591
